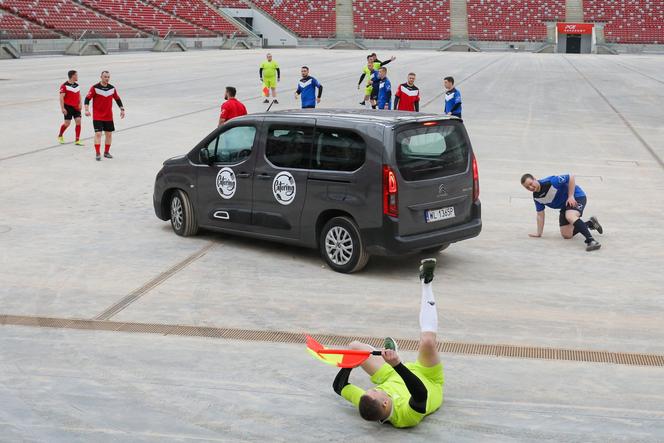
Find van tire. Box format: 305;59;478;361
170;190;198;237
421;243;450;254
320;216;370;273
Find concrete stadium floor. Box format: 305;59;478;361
1;49;663;442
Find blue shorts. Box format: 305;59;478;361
378;100;391;110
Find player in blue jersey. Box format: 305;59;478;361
372;67;392;110
521;173;603;251
443;77;462;118
295;66;323;109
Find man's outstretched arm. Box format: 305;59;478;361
333;367;365;406
383;350;428;413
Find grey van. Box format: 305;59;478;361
153;109;481;273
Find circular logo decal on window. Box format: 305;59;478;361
273;171;296;205
216;167;236;199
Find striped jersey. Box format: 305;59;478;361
395;83;420;111
59;82;81;108
85;83;123;121
533;175;586;211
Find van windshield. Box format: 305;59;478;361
396;122;469;181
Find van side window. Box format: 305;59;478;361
265;125;314;169
206;126;256;164
312;128;366;172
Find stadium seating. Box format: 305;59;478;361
81;0;216;37
147;0;245;36
208;0;250;8
1;0;143;38
584;0;664;44
3;0;664;45
250;0;336;38
0;9;62;38
354;0;450;40
467;0;565;41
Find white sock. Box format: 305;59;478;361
419;281;438;333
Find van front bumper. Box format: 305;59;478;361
363;202;482;256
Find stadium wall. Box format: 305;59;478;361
0;37;251;56
2;38;663;57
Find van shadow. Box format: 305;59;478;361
190;228;459;277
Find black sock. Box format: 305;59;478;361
573;219;594;243
572;220;592;235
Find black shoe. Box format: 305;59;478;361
359;101;365;105
419;258;437;283
104;152;113;159
263;99;270;104
95;154;101;161
589;216;603;235
586;240;601;252
272;99;279;104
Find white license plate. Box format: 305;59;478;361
425;206;455;223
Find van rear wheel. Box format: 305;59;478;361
320;216;369;273
170;190;198;237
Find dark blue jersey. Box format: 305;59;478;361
296;76;322;108
444;88;462;117
371;71;381;91
533;175;586;212
377;77;392;110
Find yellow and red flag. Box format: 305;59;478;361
306;336;380;368
262;86;269;97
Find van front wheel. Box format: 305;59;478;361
320;217;369;273
170;190;198;237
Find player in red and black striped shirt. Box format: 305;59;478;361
84;71;125;161
58;70;84;145
394;73;421;112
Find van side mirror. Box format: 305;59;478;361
200;148;212;166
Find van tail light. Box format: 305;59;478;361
472;153;480;202
383;165;399;217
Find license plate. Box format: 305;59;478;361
425;206;455;223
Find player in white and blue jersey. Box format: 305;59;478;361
521;173;603;251
373;67;392;110
295;66;323;109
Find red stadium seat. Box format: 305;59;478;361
0;9;61;38
354;0;450;40
208;0;250;8
251;0;335;38
1;0;143;38
80;0;217;37
145;0;245;36
585;0;663;44
467;0;564;42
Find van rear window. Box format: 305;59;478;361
396;123;469;181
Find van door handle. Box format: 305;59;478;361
237;172;251;178
257;173;272;180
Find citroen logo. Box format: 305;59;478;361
437;184;448;197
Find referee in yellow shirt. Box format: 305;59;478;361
260;53;280;104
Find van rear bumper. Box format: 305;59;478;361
363;202;482;256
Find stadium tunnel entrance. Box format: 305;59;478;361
556;23;595;54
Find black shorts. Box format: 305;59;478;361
370;86;379;100
64;104;81;120
93;120;115;132
559;196;587;226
